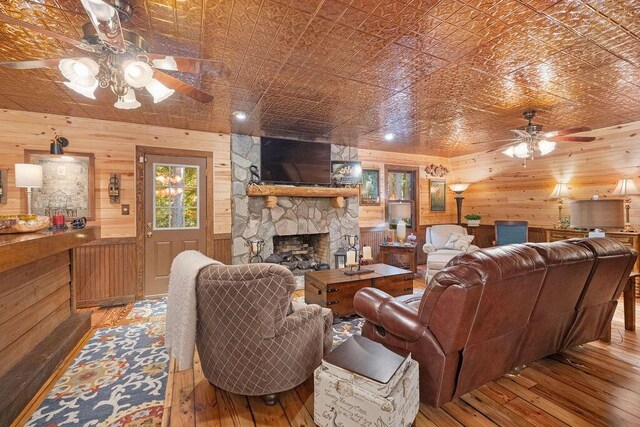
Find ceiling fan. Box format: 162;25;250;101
0;0;224;109
477;109;596;163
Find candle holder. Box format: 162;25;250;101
343;235;374;276
246;238;265;263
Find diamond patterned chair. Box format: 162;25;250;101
195;263;333;404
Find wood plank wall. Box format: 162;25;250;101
448;122;640;228
0;109;232;237
73;238;137;308
0;252;71;378
358;149;457;228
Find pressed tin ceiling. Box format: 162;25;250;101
1;0;640;156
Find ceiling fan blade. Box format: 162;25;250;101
146;54;230;76
0;13;91;51
548;136;596;142
512;129;532;138
0;58;71;70
471;138;518;145
543;126;591;138
80;0;126;52
153;70;214;103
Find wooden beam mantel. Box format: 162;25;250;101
247;184;359;208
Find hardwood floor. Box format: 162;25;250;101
12;276;640;426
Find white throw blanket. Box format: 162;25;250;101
165;250;217;371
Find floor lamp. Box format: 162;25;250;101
449;183;470;225
15;163;43;215
612;178;640;232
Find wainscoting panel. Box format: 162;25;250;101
359;227;386;263
466;225;546;248
74;238;137;308
212;233;232;264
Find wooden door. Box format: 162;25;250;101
144;154;207;296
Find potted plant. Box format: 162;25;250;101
465;214;481;227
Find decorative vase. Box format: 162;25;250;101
467;219;480;227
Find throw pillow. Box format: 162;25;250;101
442;233;475;251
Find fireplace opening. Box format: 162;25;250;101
265;233;330;280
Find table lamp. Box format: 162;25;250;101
549;182;570;224
612;178;640;232
449;183;470;225
15;163;43;215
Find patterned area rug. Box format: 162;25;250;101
27;322;169;426
126;297;168;320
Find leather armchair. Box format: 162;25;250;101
195;263;333;404
355;238;636;407
423;224;479;283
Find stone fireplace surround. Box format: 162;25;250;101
231;134;359;277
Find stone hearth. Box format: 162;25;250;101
231;134;359;269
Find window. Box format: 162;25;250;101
153;164;199;230
386;168;417;229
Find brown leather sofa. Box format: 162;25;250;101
353;238;636;407
195;263;333;404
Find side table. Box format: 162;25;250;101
378;242;418;274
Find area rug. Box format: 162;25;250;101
27;321;169;426
126;297;167;320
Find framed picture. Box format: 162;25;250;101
429;179;446;212
331;161;362;186
25;150;96;220
360;169;380;205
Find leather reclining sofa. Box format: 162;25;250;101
353;238;636;407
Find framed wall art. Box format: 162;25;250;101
331;161;362;186
429;179;446;212
25;150;96;220
360;169;380;205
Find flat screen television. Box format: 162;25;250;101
260;137;331;185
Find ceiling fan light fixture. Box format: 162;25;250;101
114;88;141;109
59;58;99;86
502;146;515;158
123;60;154;88
152;56;178;71
81;0;116;21
145;78;174;103
513;141;530;159
64;79;98;99
538;139;557;155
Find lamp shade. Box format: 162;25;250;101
389;202;412;220
145;78;175;103
449;183;469;193
570;199;624;230
612;178;640;196
15;164;43;188
549;182;570;199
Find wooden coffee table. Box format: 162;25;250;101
305;263;414;317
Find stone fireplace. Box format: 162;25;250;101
230;134;359;281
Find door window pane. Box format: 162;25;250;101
153;164;199;230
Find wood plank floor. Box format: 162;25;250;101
12;276;640;426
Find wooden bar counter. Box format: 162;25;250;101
0;225;99;426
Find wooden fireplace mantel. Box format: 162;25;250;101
247;184;359;208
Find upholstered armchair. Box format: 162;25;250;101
423;224;479;283
195;263;333;404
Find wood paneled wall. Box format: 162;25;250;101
448;122;640;228
0;109;231;237
466;225;547;248
358;149;457;228
0;252;71;378
73;238;137;308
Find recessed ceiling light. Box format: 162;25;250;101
384;132;395;141
233;111;247;121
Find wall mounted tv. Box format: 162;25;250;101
260;137;331;185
